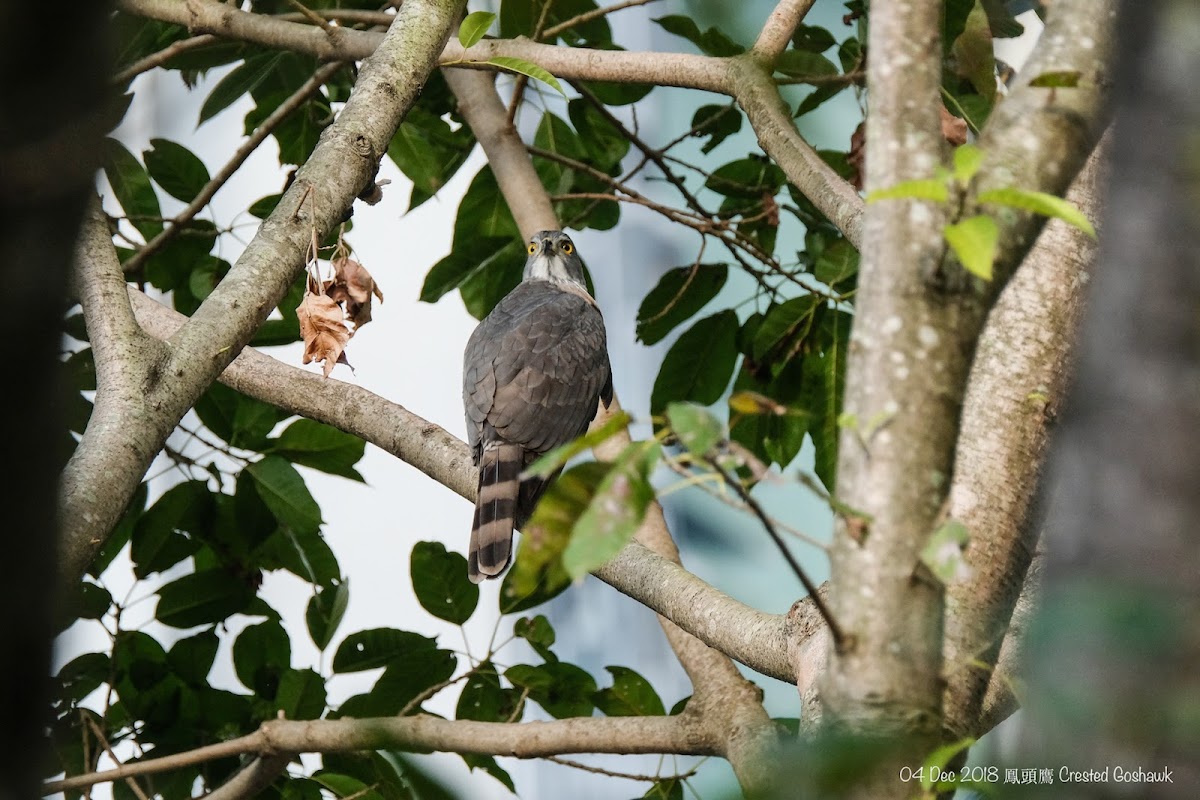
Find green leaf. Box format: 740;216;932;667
1029;70;1081;88
650;311;740;414
333;628;436;673
920;520;972;585
705;156;785;198
593;666;665;716
866;178;949;203
953;143;984;184
131;481;211;579
774;50;839;81
800;310;850;488
977;187;1096;236
156;569;255;628
795;83;847;117
268;419;365;482
921;737;976;790
248;193;282;219
636;263;728;345
55;652;111;705
814;238;859;288
944;214;999;280
71;581;112;621
753;295;819;364
665;402;723;458
313;774;385;800
143;138;210;203
410;541;478;625
259;526;340;588
689;104;742;154
167;629;219;686
456;662;523;722
422;236;520;305
502;462;610;612
199;51;284;124
505;662;596;718
458;10;496;48
652;15;745;57
233;620;291;697
644;778;685;800
103;138;162;240
568;98;630;171
514;615;557;662
461;755;516;792
338;644;456;717
194;382;289;450
481;56;565;96
524;411;632;479
248;456;322;535
562;440;661;580
388;106;474;210
792;24;836;52
951;1;996;102
306;580;349;651
275;668;327;720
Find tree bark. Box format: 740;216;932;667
1020;1;1200;794
0;3;111;799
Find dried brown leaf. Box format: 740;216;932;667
297;291;350;378
329;257;385;329
847;121;866;190
940;105;969;146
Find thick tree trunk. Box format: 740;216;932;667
0;3;112;799
1021;0;1200;795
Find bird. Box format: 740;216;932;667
462;230;613;583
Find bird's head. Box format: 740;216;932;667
522;230;586;287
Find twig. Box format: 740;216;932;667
199;755;291;800
541;0;661;40
506;0;557;124
284;0;334;31
122;61;345;275
83;716;152;800
113;34;220;84
570;80;711;217
752;0;817;61
705;456;845;651
663;457;827;551
544;755;699;783
396;670;474;717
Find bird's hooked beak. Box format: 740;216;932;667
540;237;555;255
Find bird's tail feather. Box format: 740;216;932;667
469;442;523;583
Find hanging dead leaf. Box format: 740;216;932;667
940;106;969;146
297;291;350;378
329;257;384;329
847;121;866;189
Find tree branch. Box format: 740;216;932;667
115;0;866;244
46;714;712;795
123;60;346;275
199;755;290;800
442;69;559;237
59;0;465;586
60;204;170;589
441;57;782;796
965;0;1114;294
942;138;1105;740
126;290;793;685
751;0;817;62
822;0;951;791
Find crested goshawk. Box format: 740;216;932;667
462;231;613;583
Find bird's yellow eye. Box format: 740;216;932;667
561;241;574;254
527;243;537;255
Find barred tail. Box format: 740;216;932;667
469;442;523;583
